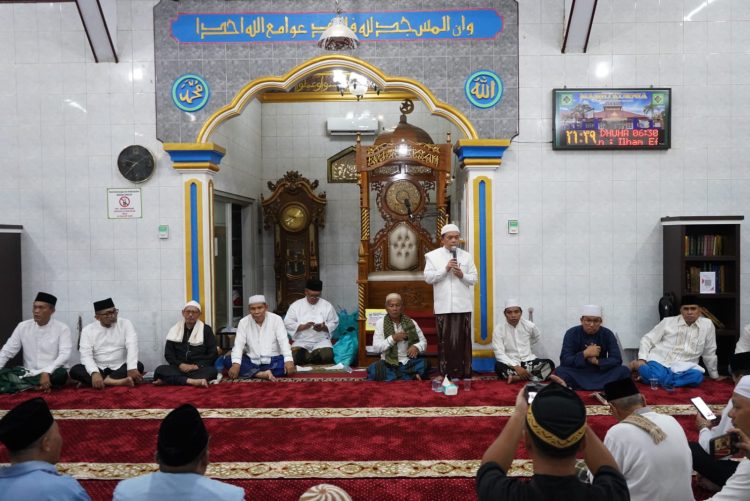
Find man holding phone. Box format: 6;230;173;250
690;352;750;491
601;377;693;501
703;375;750;500
284;279;339;366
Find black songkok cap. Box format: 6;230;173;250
157;404;209;467
305;279;323;292
34;292;57;306
603;377;640;402
729;352;750;374
93;298;115;312
0;397;54;452
527;383;586;450
680;295;700;308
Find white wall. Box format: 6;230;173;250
0;0;181;370
3;0;749;369
502;0;750;361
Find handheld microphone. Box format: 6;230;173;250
403;198;412;219
450;246;457;260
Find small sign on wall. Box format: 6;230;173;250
108;188;142;219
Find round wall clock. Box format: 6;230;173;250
280;203;309;232
118;145;155;183
384;180;422;216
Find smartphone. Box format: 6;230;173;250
691;397;717;421
709;432;740;458
525;382;546;404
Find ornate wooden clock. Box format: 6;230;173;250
261;171;327;313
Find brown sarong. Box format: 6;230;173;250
435;312;472;379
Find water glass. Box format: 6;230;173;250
649;378;658;390
463;378;472;391
432;377;443;392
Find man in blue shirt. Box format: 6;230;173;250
114;403;245;500
0;397;90;500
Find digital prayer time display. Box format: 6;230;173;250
552;88;671;150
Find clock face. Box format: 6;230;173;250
384;180;422;216
280;203;309;232
118;145;155;183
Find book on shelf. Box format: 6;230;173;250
684;234;725;257
686;264;727;293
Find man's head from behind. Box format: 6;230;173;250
524;383;587;459
0;397;62;465
157;404;210;474
603;377;645;421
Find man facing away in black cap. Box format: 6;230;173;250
283;279;339;366
601;377;693;501
690;351;750;491
0;292;72;393
477;377;629;501
113;404;244;500
0;397;90;500
69;298;144;389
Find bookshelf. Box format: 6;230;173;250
661;216;744;374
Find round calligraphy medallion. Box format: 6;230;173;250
384;180;422;216
464;70;503;109
172;74;210;112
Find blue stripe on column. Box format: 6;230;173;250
190;183;200;301
479;180;488;341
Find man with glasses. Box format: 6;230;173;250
554;305;630;390
69;298;144;388
630;296;720;388
284;279;339;366
153;301;218;387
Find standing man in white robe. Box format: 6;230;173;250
69;298;144;388
601;377;694;501
492;298;555;383
222;295;295;381
424;223;477;380
0;292;71;393
284;279;339;366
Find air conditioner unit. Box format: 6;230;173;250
326;116;379;136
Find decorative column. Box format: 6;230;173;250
453;139;510;372
163;142;226;327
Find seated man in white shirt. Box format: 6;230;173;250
492;299;555;384
630;297;720;388
284;279;339;366
0;292;71;393
69;298;144;389
690;352;750;491
113;404;244;501
601;377;694;501
218;295;296;381
736;324;750;354
367;293;429;381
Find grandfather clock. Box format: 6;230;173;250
261;171;327;313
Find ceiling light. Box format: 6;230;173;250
317;0;360;51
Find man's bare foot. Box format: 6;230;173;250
186;378;209;388
507;375;520;384
415;374;422;381
104;376;134;387
256;370;277;382
152;379;165;386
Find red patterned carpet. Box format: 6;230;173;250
0;376;736;500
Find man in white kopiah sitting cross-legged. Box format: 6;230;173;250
491;298;555;384
217;295;296;381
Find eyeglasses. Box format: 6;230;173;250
98;309;119;317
